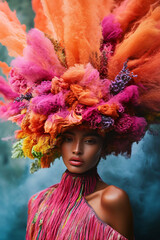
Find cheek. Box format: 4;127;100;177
60;143;67;159
61;143;72;160
85;145;102;162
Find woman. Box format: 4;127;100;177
26;127;134;239
0;1;160;239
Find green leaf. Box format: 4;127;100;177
11;139;24;159
30;159;41;174
31;148;43;160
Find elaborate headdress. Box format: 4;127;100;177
0;0;160;172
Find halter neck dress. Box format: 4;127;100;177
26;169;128;240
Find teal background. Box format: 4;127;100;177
0;1;160;239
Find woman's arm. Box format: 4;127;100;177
101;185;134;240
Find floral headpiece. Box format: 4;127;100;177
0;0;160;172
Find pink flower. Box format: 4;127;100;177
9;68;28;94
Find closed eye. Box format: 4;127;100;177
84;138;97;144
62;135;73;142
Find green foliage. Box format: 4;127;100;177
30;149;43;174
31;149;43;160
30;159;41;174
11;139;24;159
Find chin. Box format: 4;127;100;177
66;165;94;175
68;166;86;174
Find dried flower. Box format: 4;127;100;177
110;60;137;95
101;116;114;129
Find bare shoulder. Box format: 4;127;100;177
101;185;131;209
101;185;134;240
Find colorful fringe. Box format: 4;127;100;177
26;169;127;240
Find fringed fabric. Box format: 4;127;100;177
26;169;127;240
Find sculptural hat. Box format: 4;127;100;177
0;0;160;172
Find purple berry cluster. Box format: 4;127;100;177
110;60;137;95
101;116;114;129
14;92;32;102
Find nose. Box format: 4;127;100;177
72;140;83;155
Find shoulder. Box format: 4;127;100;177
101;185;130;209
101;185;134;240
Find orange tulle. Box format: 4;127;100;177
132;51;160;113
0;61;11;77
32;0;55;37
107;6;160;116
62;65;86;84
108;7;160;78
40;0;64;41
28;111;47;133
0;1;26;56
114;0;159;32
51;77;69;95
40;154;53;168
62;0;102;66
97;0;114;20
21;111;47;135
70;84;99;106
98;103;119;119
45;112;82;137
34;0;114;67
65;91;77;108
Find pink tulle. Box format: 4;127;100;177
0;76;18;100
108;85;139;106
9;68;28;94
131;116;147;139
10;29;65;89
102;14;122;42
25;29;65;76
0;101;26;119
11;58;54;86
32;81;52;96
30;92;65;115
9;113;26;125
82;107;102;128
115;113;147;138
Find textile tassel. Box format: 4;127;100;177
26;169;127;239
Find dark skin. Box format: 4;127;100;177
61;128;134;240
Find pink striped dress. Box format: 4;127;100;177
26;169;128;240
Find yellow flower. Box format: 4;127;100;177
33;134;51;155
22;135;37;159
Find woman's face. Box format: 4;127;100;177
60;128;103;174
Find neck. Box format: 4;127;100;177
62;167;99;196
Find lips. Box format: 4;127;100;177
69;157;84;166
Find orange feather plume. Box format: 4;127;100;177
0;1;26;56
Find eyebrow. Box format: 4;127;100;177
62;131;100;138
